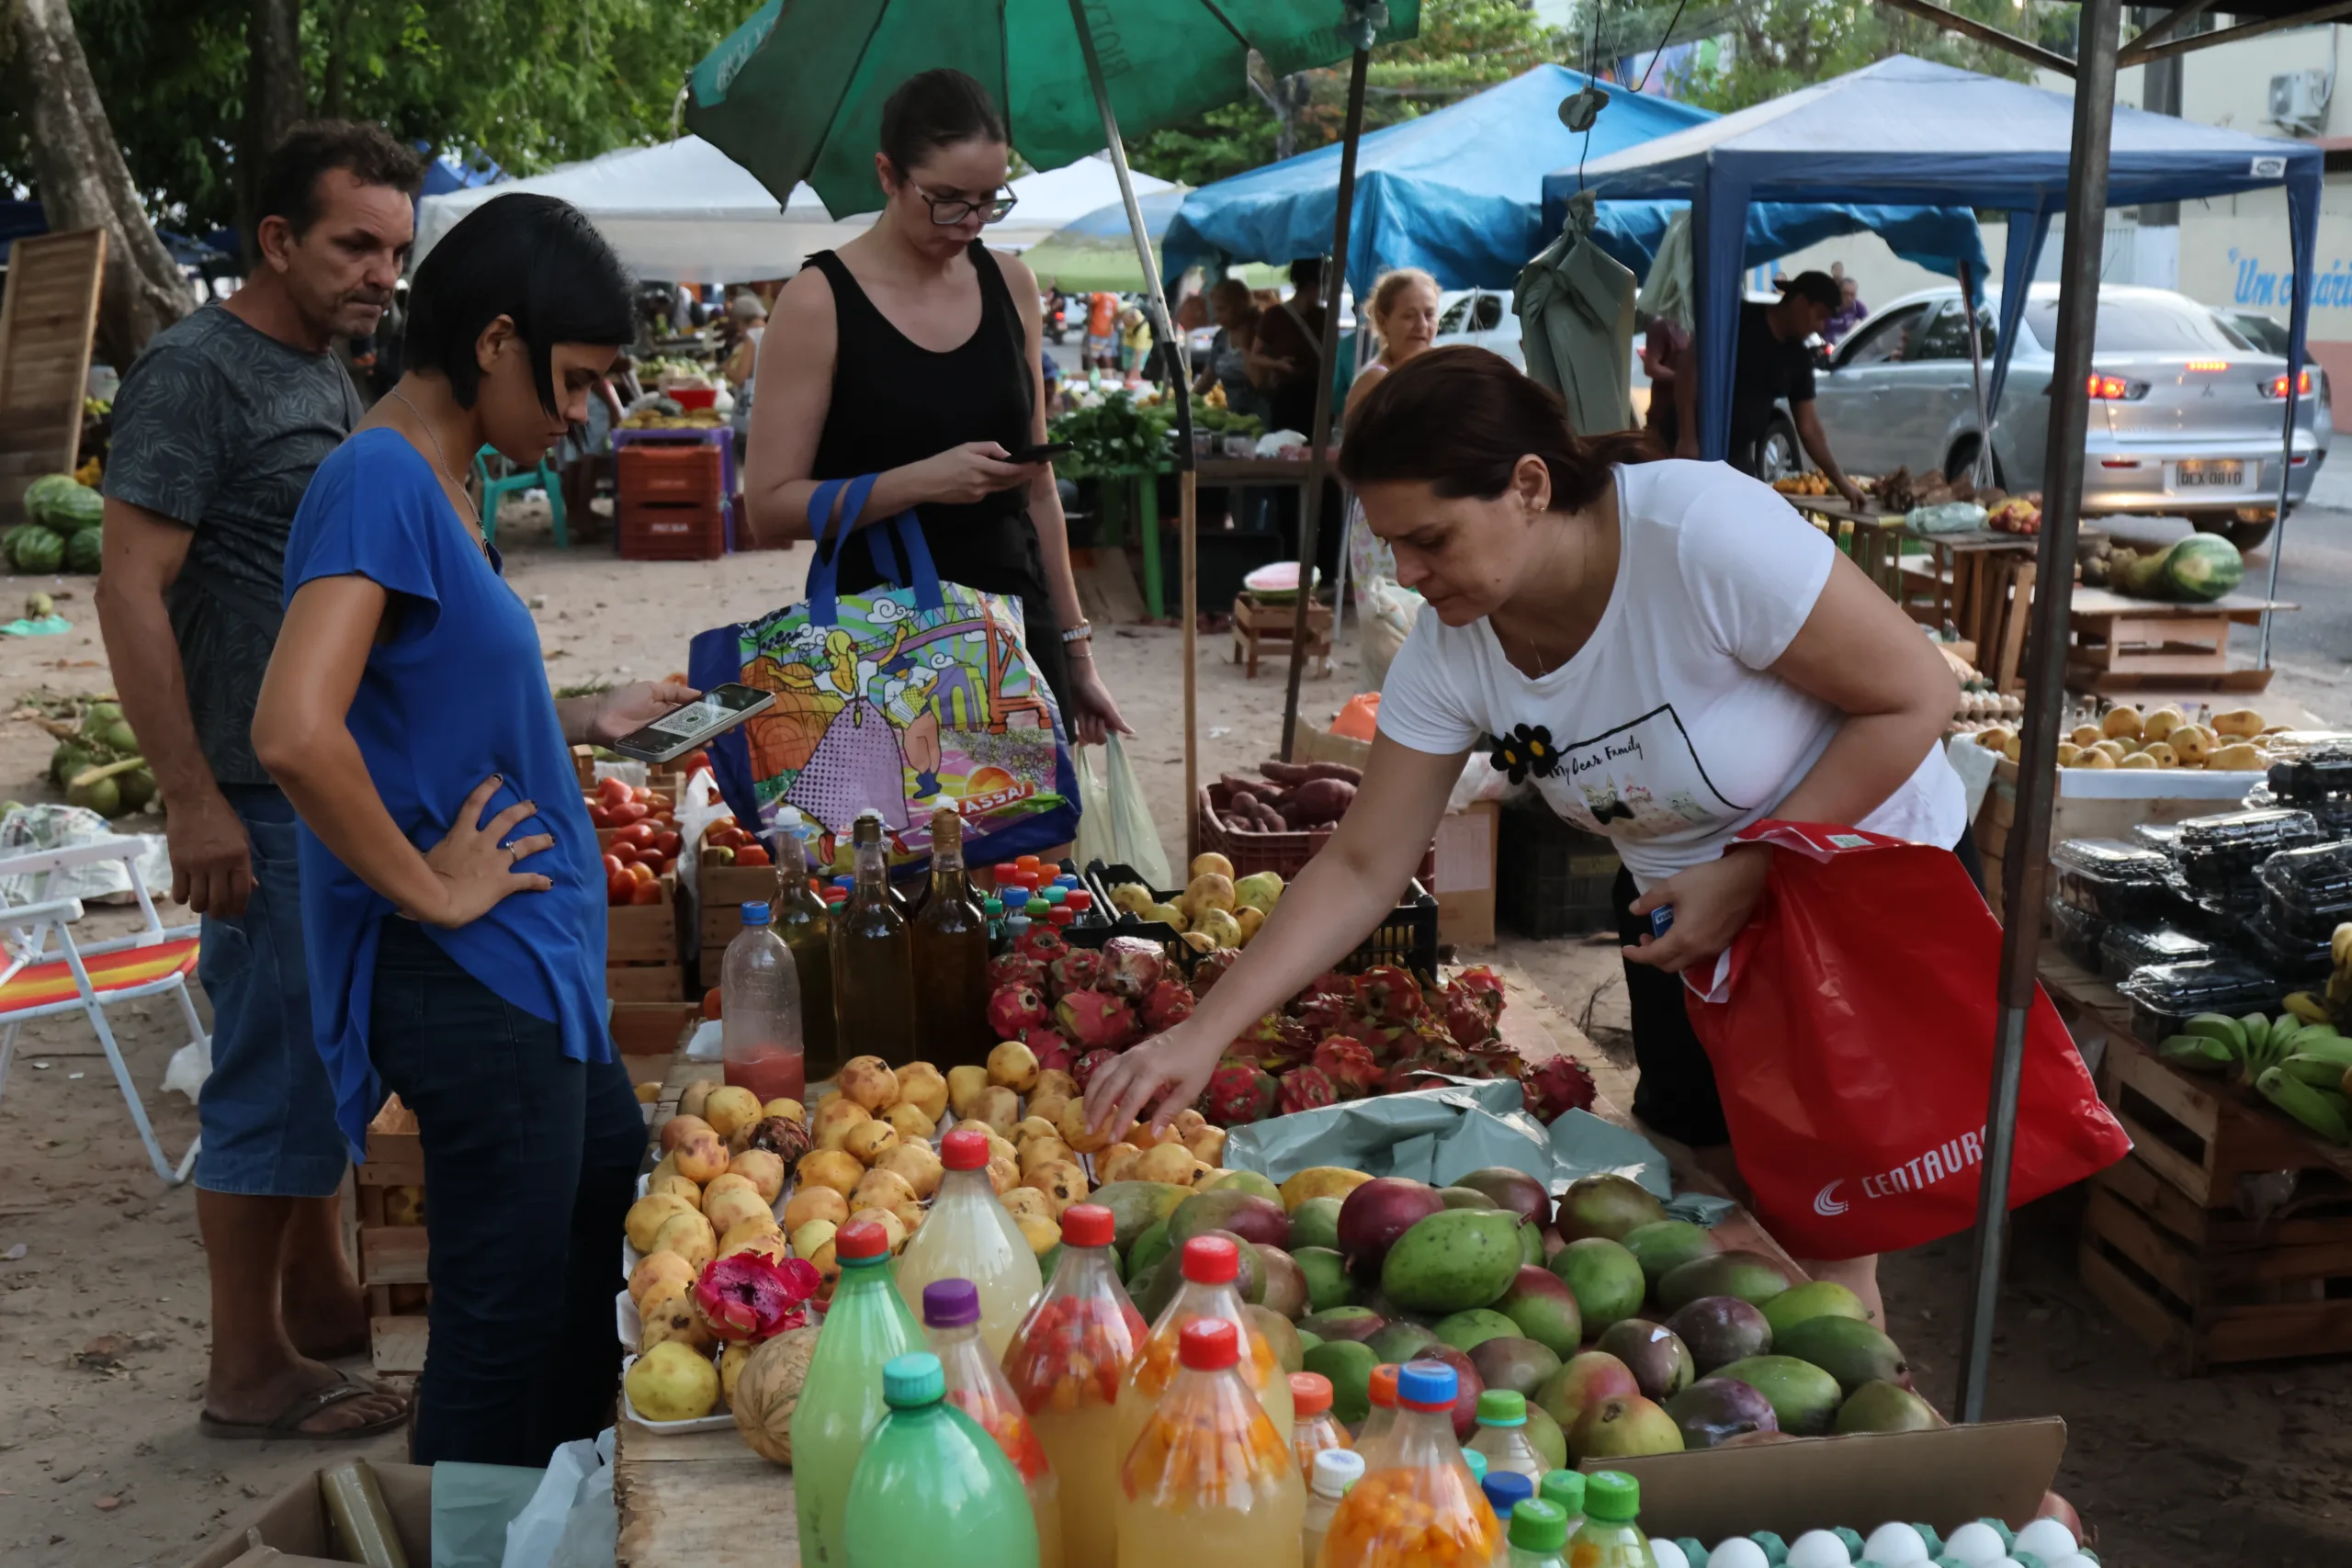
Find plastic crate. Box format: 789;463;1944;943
619;499;726;561
1081;859;1438;979
617;442;723;502
1497;794;1622;939
1195;784;1436;884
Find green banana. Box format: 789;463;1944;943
2159;1034;2236;1073
2297;1021;2340;1042
2278;1032;2352;1068
2185;1012;2247;1055
2278;1054;2352;1089
2257;1066;2352;1145
2284;990;2332;1024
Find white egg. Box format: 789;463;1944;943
1785;1530;1852;1568
2012;1520;2078;1561
1862;1523;1929;1565
1652;1540;1691;1568
1709;1540;1772;1568
1942;1522;2008;1566
2047;1556;2100;1568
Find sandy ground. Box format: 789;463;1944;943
2;502;2349;1565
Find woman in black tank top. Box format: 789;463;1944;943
741;69;1128;745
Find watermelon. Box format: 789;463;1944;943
31;480;103;535
21;474;81;524
10;527;63;573
2162;535;2245;603
65;526;102;574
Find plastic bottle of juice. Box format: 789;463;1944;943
1466;1391;1546;1484
1300;1448;1366;1568
1116;1318;1305;1568
1003;1203;1147;1568
1289;1371;1351;1479
1355;1364;1400;1461
770;821;838;1081
1503;1498;1570;1568
1317;1360;1500;1568
1565;1472;1649;1568
923;1279;1064;1568
831;810;917;1066
896;1128;1042;1359
842;1351;1041;1568
910;807;994;1069
721;902;804;1103
1537;1472;1586;1539
792;1220;925;1568
1118;1236;1294;1458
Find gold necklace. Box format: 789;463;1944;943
387;387;485;537
1503;518;1583;678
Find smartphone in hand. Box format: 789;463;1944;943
605;683;775;764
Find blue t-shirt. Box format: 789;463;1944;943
284;427;609;1158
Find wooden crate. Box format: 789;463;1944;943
355;1096;430;1374
607;964;685;1002
613;1000;699;1056
696;863;784;949
1230;592;1331;679
607;874;685;1002
2094;1028;2352;1209
0;229;106;529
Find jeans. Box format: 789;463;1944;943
194;784;347;1197
368;919;642;1466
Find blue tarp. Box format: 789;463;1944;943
1567;54;2324;460
1160;63;1985;299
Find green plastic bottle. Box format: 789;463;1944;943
842;1351;1042;1568
793;1220;924;1568
1506;1497;1571;1568
1566;1471;1649;1568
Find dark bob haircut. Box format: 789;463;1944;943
405;193;635;415
1337;346;1660;513
879;68;1007;174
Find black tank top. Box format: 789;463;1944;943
808;243;1046;614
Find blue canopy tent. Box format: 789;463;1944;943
1569;54;2322;503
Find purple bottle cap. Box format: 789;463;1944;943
922;1278;981;1328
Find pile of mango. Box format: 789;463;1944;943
2157;993;2352;1145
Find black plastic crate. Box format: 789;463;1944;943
1080;860;1438;980
1497;794;1623;939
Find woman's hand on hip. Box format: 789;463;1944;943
415;775;555;928
1087;1016;1225;1140
914;441;1040;505
586;681;701;746
1064;656;1133;747
1623;844;1770;976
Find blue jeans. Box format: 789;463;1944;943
194;784;348;1197
368;919;642;1466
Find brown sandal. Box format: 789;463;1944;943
200;1371;409;1441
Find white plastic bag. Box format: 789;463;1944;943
0;806;172;907
500;1430;614;1568
673;768;733;905
1071;735;1172;887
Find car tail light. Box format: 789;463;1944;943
2086;373;2149;400
2264;370;2314;398
2185;360;2230;372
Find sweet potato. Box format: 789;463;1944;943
1289;777;1358;825
1230;788;1261;813
1220;773;1274;799
1252;801;1286;830
1261;760;1362;786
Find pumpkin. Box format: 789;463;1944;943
730;1324;820;1466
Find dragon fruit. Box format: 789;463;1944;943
987;953;1046;991
1046;947;1107;999
1015;923;1068;964
1354;964;1429;1025
1236;1012;1312;1070
1023;1027;1073;1075
1522;1055;1598;1123
1297;970;1353;1007
1055;988;1139;1051
988;982;1051;1038
1310;1035;1382;1099
1293;987;1357;1041
1204;1060;1278;1126
693;1254;820;1342
1141;978;1196;1032
1190;947;1239;995
1277;1066;1337;1116
1098;934;1168;999
1446;964;1505;1017
1444;993;1500;1047
1382;1043;1475;1095
1071;1047;1120;1094
743;1114;813;1167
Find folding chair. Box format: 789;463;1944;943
474;445;569;549
0;840;206;1185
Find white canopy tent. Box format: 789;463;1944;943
413;138;1170;285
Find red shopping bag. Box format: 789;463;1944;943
1682;821;2130;1260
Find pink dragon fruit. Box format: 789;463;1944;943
1055;988;1139;1051
1277;1066;1337;1116
1297;969;1353;1007
987;982;1050;1038
1310;1035;1382;1099
1071;1047;1120;1093
1046;947;1107;999
987;953;1046;991
1382;1043;1475;1095
1190;947;1239;995
1445;993;1500;1047
1023;1026;1073;1075
1236;1012;1312;1070
1204;1060;1278;1126
1522;1055;1598;1123
1354;964;1429;1025
1098;934;1168;999
1015;923;1068;964
1141;978;1196;1032
1445;964;1506;1021
1292;987;1357;1041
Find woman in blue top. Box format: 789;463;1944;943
254;194;692;1466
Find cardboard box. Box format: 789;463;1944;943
1586;1417;2066;1544
182;1461;432;1568
1431;798;1498;948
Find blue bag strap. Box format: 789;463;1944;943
886;511;945;611
804;474;878;626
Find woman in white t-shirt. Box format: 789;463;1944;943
1091;346;1967;1314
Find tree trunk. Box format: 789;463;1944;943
237;0;306;262
2;0;191;368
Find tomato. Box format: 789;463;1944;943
614;823;656;851
649;792;673;812
587;804;614;829
628;862;657;886
630;784;652;804
628;878;663;906
733;845;772;867
602;853;626;879
651;830;683;858
717;827;751;850
683;750;711;776
606;870;635;906
596;775;633;807
702;987;722;1021
609;842;639;866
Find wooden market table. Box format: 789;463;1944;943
2064;584;2299;695
612;976;1803;1562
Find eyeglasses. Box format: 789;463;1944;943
907;179;1017;226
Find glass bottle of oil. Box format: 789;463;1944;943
831;811;917;1067
911;807;993;1069
772;823;839;1082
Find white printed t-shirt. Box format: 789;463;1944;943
1377;459;1964;889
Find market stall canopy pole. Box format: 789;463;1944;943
1955;0;2122;1428
2262;158;2321;669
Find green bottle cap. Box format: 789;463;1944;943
1476;1390;1527;1427
1539;1469;1586;1515
1510;1497;1570;1552
1583;1470;1640;1522
1463;1449;1488;1483
984;897;1004;917
882;1351;944;1408
1025;897;1049;917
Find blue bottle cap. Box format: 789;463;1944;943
1042;886;1068;905
1396;1361;1457;1409
739;901;771;924
1482;1471;1533;1516
882;1351;944;1408
831;875;853;888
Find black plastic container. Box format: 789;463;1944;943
2256;841;2352;946
2171;808;2325;907
2097;923;2215;984
2131;821;2183;854
2117;959;2282;1043
2239;913;2333;986
2266;746;2352;803
2046;898;2107;971
2051;839;2176;923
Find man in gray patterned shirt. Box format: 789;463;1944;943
97;123;420;1439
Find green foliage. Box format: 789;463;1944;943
1049;392;1175;477
1675;0;2061;114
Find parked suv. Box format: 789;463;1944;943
1786;282;2326;551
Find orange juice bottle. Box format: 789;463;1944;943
1002;1203;1147;1568
1117;1236;1294;1460
1288;1371;1351;1480
1317;1360;1500;1568
1116;1317;1305;1568
922;1278;1062;1568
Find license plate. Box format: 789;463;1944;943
2174;459;2245;488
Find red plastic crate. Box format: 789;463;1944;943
617;443;723;503
619;499;726;560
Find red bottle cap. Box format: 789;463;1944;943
1291;1371;1333;1415
1369;1363;1401;1409
1046;907;1075;928
1014;870;1041;891
1059;1203;1114;1248
822;886;847;904
1064;889;1093;912
994;865;1023;886
837;1219;891;1261
940;1127;990;1171
1179;1317;1239;1371
1180;1235;1238;1284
